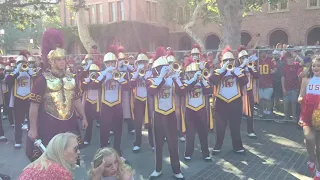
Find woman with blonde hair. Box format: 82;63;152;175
89;147;134;180
18;132;80;180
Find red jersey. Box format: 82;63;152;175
282;63;301;91
259;58;277;88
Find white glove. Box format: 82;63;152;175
249;54;258;62
186;71;201;84
85;78;90;83
218;61;229;74
102;67;115;76
159;66;170;78
201;78;209;86
171;71;180;80
127;64;134;71
13;63;22;74
233;67;243;76
28;67;35;75
199;61;206;70
84;60;92;71
137;64;144;70
240;58;249;68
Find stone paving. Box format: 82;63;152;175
0;119;312;180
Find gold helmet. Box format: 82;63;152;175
237;46;248;59
117;46;126;60
185;62;198;72
152;56;168;68
16;55;27;63
221;46;234;61
103;52;117;62
89;64;100;71
47;48;65;64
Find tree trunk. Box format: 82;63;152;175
76;8;97;53
217;0;244;49
183;26;205;51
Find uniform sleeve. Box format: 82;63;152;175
29;75;47;104
248;66;260;79
146;78;165;96
208;70;227;85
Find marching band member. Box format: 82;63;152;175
1;64;13;127
117;46;135;133
147;47;185;180
6;52;36;149
0;62;7;142
183;58;211;161
95;46;128;160
208;46;248;155
130;51;153;152
27;28;87;162
83;64;101;145
238;46;260;138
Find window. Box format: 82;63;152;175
91;5;96;24
308;0;320;8
146;1;151;21
88;5;92;24
120;1;125;20
268;0;289;12
152;2;157;21
96;4;103;24
177;6;192;23
109;2;117;22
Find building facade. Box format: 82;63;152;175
60;0;320;53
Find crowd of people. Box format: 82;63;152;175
0;28;319;180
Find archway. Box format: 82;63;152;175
269;29;288;47
205;34;220;50
241;32;252;47
307;27;320;45
178;36;192;50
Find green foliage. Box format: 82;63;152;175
42;5;62;29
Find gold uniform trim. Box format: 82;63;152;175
185;95;206;111
154;84;175;115
14;78;32;100
216;83;241;103
101;81;122;107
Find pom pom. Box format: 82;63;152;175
221;45;232;56
300;94;320;122
154;46;166;60
184;56;194;69
117;46;125;53
237;45;247;53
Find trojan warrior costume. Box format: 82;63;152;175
147;47;185;180
26;29;83;161
183;60;211;161
131;52;154;152
208;46;248;154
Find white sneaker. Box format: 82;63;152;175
21;124;28;130
173;173;184;179
247;133;257;138
236;149;245;153
0;136;7;142
110;131;114;135
96;123;100;127
204;156;211;161
152;147;155;151
84;141;89;145
149;170;162;177
133;146;140;152
11;124;14;127
184;156;191;160
130;129;135;133
14;143;21;149
179;136;185;142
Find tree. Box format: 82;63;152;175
67;0;97;53
160;0;281;49
0;0;60;30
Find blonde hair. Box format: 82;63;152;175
25;132;78;173
88;148;134;179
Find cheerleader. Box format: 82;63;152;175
298;56;320;179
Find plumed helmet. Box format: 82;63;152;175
152;47;168;68
221;46;234;61
191;44;201;54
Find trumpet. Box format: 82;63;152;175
247;62;254;68
123;60;129;66
226;64;234;71
202;68;210;79
112;70;121;80
139;68;146;76
21;63;29;71
171;62;181;72
89;73;98;81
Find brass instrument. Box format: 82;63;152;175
139;68;146;76
123;60;129;66
226;64;234;71
21;63;29;71
247;62;254;68
89;73;98;81
171;62;181;72
112;70;121;80
202;68;210;79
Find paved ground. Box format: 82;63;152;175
0;119;313;180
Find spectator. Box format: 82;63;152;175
281;52;302;122
18;133;80;180
258;50;277;118
272;50;284;118
88;147;134;180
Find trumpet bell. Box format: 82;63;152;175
139;69;146;76
202;69;210;78
21;64;28;71
112;71;121;80
247;62;254;68
227;64;234;71
123;60;129;66
172;62;181;71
